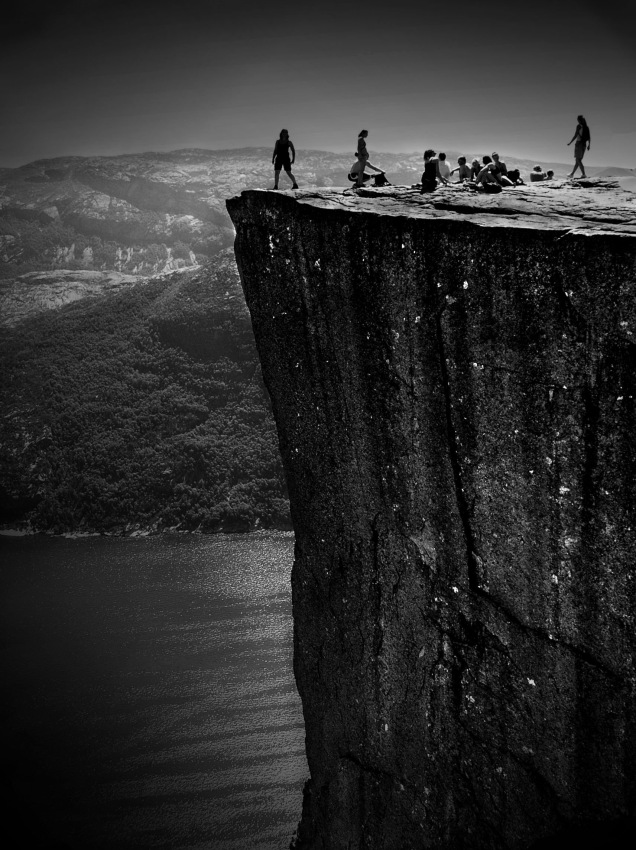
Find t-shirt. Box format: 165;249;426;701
438;160;451;180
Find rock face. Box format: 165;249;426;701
227;181;636;849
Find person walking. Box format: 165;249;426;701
567;115;591;178
272;129;299;190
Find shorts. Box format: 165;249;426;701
274;156;292;172
574;141;586;160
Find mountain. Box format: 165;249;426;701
1;147;631;534
2;148;630;295
0;250;290;534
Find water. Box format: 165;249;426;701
0;531;307;849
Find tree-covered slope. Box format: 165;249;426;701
0;250;290;533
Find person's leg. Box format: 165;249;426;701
285;167;298;189
569;144;586;177
273;168;281;188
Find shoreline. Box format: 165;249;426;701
0;524;294;540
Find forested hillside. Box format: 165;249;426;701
0;251;290;534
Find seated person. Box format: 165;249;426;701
546;170;555;180
348;152;384;187
491;151;514;185
421;149;441;193
474;162;503;192
491;152;508;177
437;152;451;183
450;156;472;182
530;165;547;182
470;157;483;179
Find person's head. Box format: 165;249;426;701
482;155;492;164
458;156;466;165
546;170;554;178
359;129;368;138
279;129;289;139
471;158;481;169
533;165;543;172
492;152;500;160
577;114;587;126
424;148;436;160
439;152;446;161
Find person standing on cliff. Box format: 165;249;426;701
272;129;299;190
354;129;385;187
567;115;591;178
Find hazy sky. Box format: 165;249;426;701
2;0;635;167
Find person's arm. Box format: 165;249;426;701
567;129;577;145
499;162;508;175
475;166;489;184
289;141;296;164
272;141;278;164
587;130;591;150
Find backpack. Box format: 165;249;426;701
372;172;391;187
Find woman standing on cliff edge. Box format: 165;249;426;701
567;115;591;179
272;129;299;190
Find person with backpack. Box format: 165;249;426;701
567;115;591;178
272;129;299;190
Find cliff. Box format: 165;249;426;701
227;181;636;849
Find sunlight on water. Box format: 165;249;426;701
0;531;306;849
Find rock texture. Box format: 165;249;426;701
227;181;636;849
0;269;142;327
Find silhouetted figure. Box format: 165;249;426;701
354;129;385;187
272;129;298;190
421;149;443;193
567;114;591;178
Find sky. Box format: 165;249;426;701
2;0;635;168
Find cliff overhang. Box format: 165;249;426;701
227;181;636;849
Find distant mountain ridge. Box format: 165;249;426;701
2;148;633;326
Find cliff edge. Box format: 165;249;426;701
227;181;636;849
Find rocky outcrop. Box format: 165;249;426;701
227;181;636;849
0;269;144;327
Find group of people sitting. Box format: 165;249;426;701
349;132;530;194
529;165;555;182
420;150;525;194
